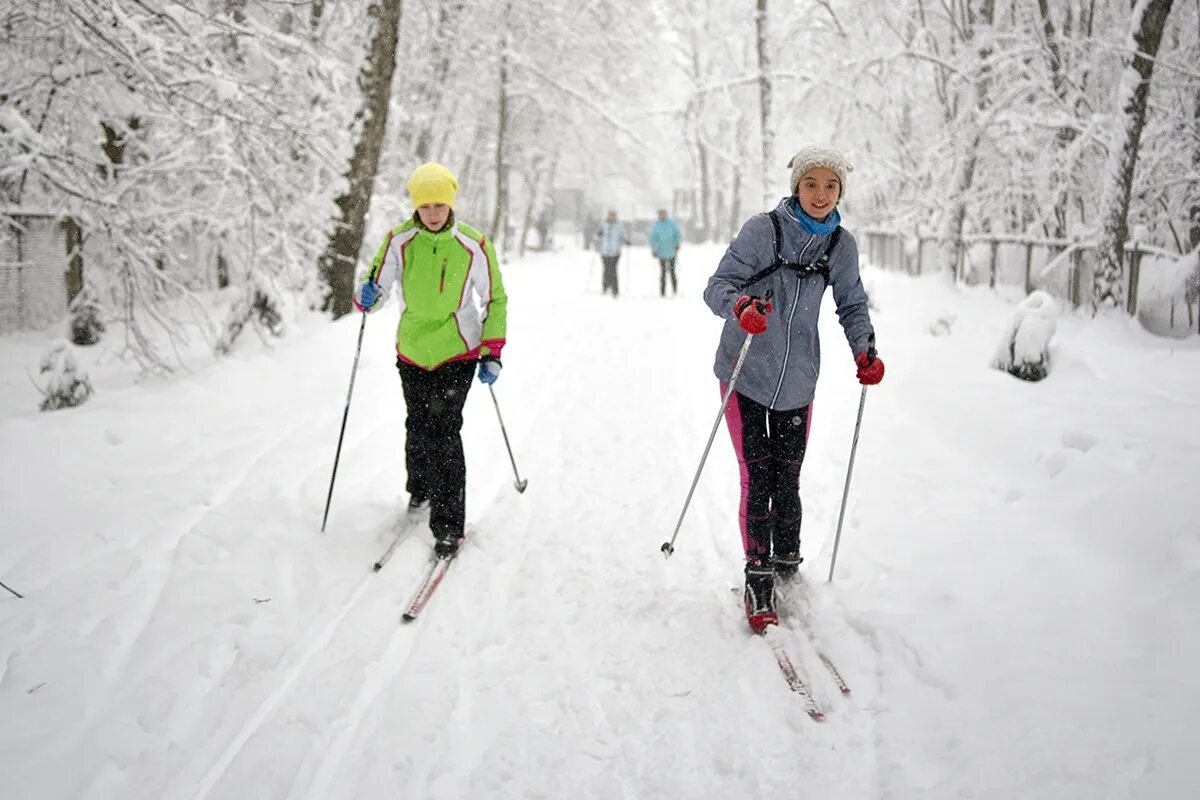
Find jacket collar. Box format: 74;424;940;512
779;197;840;236
417;221;457;242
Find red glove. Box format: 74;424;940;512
734;295;773;335
855;351;885;385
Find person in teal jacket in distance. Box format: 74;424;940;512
648;209;683;297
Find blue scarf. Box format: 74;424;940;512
787;198;841;236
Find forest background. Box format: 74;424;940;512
1;0;1197;370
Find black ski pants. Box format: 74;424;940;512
601;255;620;296
721;387;811;563
397;358;476;537
658;257;677;296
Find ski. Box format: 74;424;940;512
371;509;428;571
373;533;406;572
764;628;824;720
401;530;471;622
817;652;851;696
777;580;852;695
733;582;850;702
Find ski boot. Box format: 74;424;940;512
433;529;464;559
773;551;803;580
744;560;778;634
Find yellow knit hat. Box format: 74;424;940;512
407;162;458;208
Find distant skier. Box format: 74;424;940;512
354;162;508;557
648;208;682;297
593;209;630;296
702;145;884;633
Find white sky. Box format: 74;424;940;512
1;241;1198;799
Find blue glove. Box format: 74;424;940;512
359;281;380;309
477;357;502;385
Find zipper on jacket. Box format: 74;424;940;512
769;233;819;408
431;243;446;293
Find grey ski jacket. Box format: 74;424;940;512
703;198;876;411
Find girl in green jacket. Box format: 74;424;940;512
354;162;508;557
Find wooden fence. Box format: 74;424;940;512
861;230;1199;337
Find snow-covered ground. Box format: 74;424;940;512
1;243;1197;799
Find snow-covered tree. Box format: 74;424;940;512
1095;0;1178;309
318;0;402;319
1;0;360;364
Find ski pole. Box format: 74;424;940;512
1;578;23;599
827;385;869;582
586;251;598;292
321;311;369;532
488;384;528;493
661;331;755;558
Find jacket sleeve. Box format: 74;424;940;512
475;236;507;358
703;213;774;319
827;231;875;355
354;230;400;312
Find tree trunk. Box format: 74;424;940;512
224;0;246;61
62;216;84;304
938;0;995;277
729;169;742;240
755;0;774;207
517;158;547;258
1094;0;1176;309
1191;15;1200;253
317;0;402;319
1035;0;1081;240
489;22;511;246
309;0;324;34
414;1;465;161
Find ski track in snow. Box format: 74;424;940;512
1;241;1194;798
190;569;377;800
155;251;888;800
24;246;1200;797
100;412;320;689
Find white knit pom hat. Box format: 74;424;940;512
787;145;854;197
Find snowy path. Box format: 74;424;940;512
167;249;885;800
3;244;1198;799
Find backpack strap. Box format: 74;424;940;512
739;210;841;291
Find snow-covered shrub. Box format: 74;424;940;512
929;315;956;336
37;343;94;411
215;280;285;355
70;304;105;346
993;290;1057;382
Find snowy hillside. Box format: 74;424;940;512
1;244;1198;799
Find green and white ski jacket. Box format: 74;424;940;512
355;219;507;370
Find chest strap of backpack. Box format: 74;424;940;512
740;209;841;290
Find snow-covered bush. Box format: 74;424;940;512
36;343;94;411
70;304;105;346
929;314;956;337
215;281;285;356
993;291;1057;382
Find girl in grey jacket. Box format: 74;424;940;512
702;145;885;633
